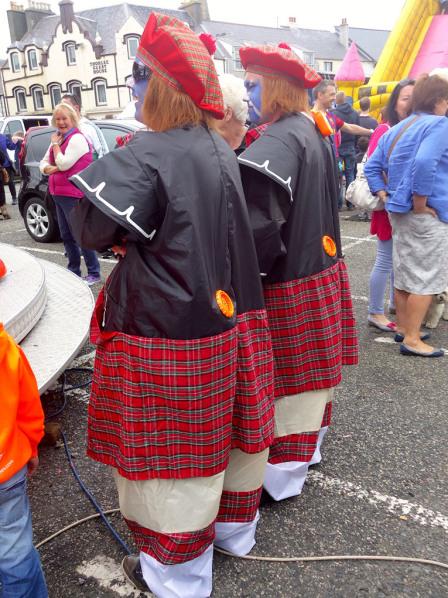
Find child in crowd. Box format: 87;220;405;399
0;323;48;597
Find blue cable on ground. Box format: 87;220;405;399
45;367;93;420
61;430;132;555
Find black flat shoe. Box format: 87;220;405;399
400;344;444;358
394;332;430;343
121;555;151;593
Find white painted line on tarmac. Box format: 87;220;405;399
76;555;147;597
342;236;375;251
17;245;117;264
1;228;26;234
351;295;368;302
374;337;396;344
341;235;376;242
309;471;448;532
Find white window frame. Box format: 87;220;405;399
127;36;139;60
303;51;315;67
93;79;107;106
323;61;333;73
10;52;21;73
232;46;243;71
65;42;76;66
15;88;27;112
68;82;82;102
31;86;45;110
28;49;38;70
49;84;62;108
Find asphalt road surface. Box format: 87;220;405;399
1;191;447;598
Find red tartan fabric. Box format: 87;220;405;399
87;294;274;480
321;401;332;428
263;260;358;398
217;487;262;523
125;518;215;565
269;401;332;464
232;311;274;453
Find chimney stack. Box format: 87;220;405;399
180;0;210;25
7;1;53;44
338;17;349;49
59;0;75;34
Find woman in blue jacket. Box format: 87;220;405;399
365;74;448;358
0;133;18;204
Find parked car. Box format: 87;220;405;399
18;119;145;242
0;115;52;165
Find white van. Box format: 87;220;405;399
0;115;51;165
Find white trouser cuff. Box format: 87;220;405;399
308;426;329;466
214;510;260;556
263;460;309;501
140;545;213;598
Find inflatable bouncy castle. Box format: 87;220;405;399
337;0;448;116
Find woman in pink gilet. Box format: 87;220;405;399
40;102;100;285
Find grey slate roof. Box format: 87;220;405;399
347;27;390;62
7;3;193;54
199;20;376;62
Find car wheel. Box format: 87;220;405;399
24;197;58;243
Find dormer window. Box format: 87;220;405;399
10;52;21;73
28;49;38;70
64;42;76;66
126;36;140;59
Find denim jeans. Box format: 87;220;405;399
0;467;48;598
53;195;100;278
369;238;395;314
340;152;356;207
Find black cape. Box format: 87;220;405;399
71;126;265;339
238;113;342;284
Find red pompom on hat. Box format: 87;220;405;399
137;12;224;119
199;33;217;56
239;44;322;89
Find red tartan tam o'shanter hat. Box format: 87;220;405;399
136;12;224;119
239;43;322;89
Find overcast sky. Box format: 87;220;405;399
1;0;406;56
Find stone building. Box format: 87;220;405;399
0;0;389;117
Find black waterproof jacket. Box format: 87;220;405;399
332;102;360;156
70;126;265;339
238;113;342;285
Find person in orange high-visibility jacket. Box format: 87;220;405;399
0;322;48;597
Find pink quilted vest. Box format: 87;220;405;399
49;128;92;198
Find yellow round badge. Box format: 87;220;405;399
216;290;235;318
322;235;337;257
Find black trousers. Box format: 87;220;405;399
5;166;16;199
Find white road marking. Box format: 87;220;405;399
374;337;396;344
309;471;448;532
1;228;27;234
351;295;368;302
76;555;150;597
341;235;376;242
342;236;375;251
17;245;117;264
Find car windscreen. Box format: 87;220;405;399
24;118;51;130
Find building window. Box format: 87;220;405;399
232;46;243;70
303;51;315;67
49;84;62;108
323;61;333;72
127;36;139;59
10;52;21;73
31;86;45;110
93;79;107;106
65;42;76;65
28;49;38;70
14;88;27;112
67;81;82;102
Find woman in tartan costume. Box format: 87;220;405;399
238;44;358;502
70;13;274;598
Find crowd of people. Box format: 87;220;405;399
1;9;447;598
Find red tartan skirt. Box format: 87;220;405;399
263;260;358;399
87;292;274;481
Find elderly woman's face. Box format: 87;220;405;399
54;110;74;134
396;85;414;121
219;109;248;150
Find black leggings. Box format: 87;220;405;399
5;166;16;199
